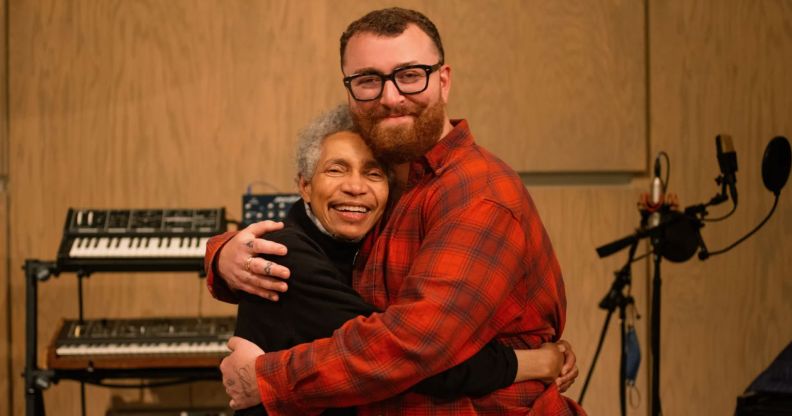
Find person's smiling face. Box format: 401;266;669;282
299;131;389;240
342;24;451;163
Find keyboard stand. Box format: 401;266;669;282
23;259;220;416
24;260;56;416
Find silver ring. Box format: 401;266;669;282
263;261;273;275
244;256;254;272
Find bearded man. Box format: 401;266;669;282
208;7;585;415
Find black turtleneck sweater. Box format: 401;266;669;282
235;201;517;415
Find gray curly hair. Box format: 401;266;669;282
296;104;357;182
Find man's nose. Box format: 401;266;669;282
379;79;404;108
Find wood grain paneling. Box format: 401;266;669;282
650;1;792;415
0;0;6;181
1;191;9;416
442;0;646;172
6;1;646;414
1;0;9;413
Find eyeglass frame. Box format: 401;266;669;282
342;61;444;102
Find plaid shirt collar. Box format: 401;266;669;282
407;119;472;186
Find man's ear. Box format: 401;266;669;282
439;64;451;104
298;175;312;203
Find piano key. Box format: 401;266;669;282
95;237;109;257
56;341;230;356
190;237;201;256
75;238;89;257
56;208;225;272
81;237;106;257
63;235;212;260
147;237;159;255
118;237;132;257
68;238;81;257
166;238;181;257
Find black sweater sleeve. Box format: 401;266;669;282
234;229;517;399
235;230;375;351
412;340;517;398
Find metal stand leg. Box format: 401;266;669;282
24;260;58;416
651;253;663;416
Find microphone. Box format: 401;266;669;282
700;136;790;259
716;134;738;204
648;155;664;227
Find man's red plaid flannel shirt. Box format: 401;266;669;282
206;120;585;415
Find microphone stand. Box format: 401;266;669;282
591;135;790;415
649;236;662;416
595;192;727;416
579;240;638;416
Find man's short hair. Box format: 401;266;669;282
296;104;356;182
339;7;445;68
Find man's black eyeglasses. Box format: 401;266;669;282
343;61;444;102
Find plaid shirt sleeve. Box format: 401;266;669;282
204;231;240;303
254;198;536;414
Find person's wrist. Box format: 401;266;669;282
515;349;547;382
538;349;555;380
216;236;237;280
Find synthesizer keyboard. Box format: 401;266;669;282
48;316;234;370
56;208;226;273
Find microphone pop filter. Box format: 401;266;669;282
762;136;791;195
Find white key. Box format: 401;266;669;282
146;237;160;256
198;237;209;256
109;237;121;256
69;238;83;258
81;237;109;257
166;237;181;257
117;237;132;257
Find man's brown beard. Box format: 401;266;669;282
353;99;446;164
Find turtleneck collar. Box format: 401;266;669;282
302;201;364;243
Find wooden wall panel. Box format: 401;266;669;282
650;1;792;415
1;191;9;416
312;0;648;172
442;0;646;172
6;1;318;413
0;0;6;179
1;0;9;413
6;1;646;415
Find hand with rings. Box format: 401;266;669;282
215;221;292;301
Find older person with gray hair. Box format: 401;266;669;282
226;105;568;415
